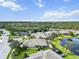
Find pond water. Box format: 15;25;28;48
61;37;79;56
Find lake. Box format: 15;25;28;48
61;37;79;56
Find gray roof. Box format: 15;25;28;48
25;50;64;59
22;38;47;48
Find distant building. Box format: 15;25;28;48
15;32;28;36
59;30;70;35
31;31;53;39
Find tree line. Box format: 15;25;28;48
0;22;79;33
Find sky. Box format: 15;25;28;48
0;0;79;22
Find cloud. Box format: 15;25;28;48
40;9;79;21
0;0;4;3
35;3;44;7
35;0;44;7
0;0;25;11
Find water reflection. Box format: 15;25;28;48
61;38;79;56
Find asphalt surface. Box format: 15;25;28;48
0;29;11;59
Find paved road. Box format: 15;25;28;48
0;29;11;59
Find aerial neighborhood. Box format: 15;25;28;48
0;0;79;59
0;22;79;59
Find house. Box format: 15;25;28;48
31;32;46;39
59;30;70;35
15;32;28;36
25;49;64;59
21;38;47;48
31;31;53;39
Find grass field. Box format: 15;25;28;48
11;48;38;59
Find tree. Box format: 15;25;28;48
69;31;75;37
24;53;29;58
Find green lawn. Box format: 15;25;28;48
9;45;49;59
52;35;79;59
11;47;38;59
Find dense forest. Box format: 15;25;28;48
0;22;79;33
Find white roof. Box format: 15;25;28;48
31;31;52;39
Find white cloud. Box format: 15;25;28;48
40;9;79;21
0;0;24;11
0;0;4;3
35;3;44;7
35;0;44;7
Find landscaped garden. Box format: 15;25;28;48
52;32;79;59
